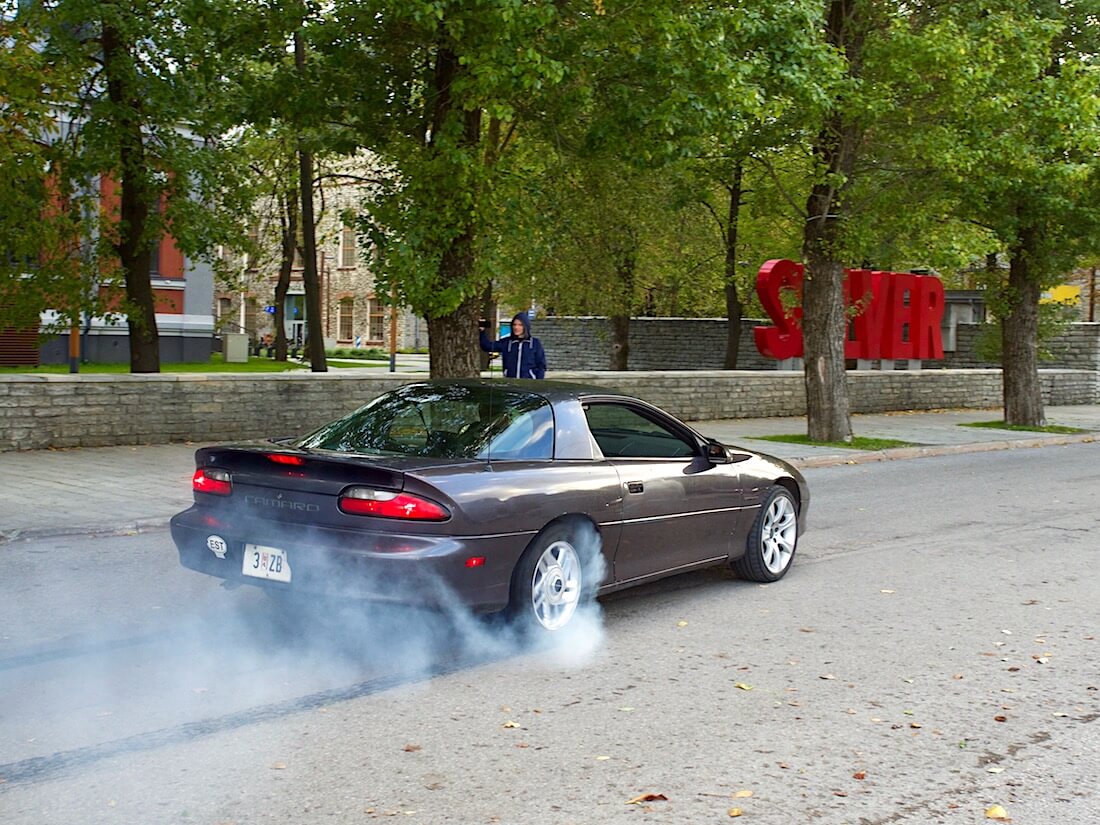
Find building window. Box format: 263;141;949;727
217;297;232;327
243;298;259;339
340;225;357;268
368;297;385;342
338;298;354;342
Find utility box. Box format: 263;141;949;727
222;333;249;363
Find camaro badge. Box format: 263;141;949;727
206;535;228;559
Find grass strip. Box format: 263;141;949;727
754;434;915;450
959;421;1086;434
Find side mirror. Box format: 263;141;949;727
705;439;751;465
705;440;730;464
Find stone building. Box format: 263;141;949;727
215;158;424;353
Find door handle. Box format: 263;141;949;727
626;481;644;494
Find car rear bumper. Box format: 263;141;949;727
169;507;530;613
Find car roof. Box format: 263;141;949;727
407;378;630;404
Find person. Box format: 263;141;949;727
479;312;547;379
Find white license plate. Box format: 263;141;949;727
242;544;292;583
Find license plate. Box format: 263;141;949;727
242;543;292;583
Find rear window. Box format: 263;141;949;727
296;384;554;460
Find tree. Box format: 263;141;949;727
12;0;250;372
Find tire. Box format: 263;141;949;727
507;523;599;634
732;486;798;582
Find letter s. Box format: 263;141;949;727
753;259;804;360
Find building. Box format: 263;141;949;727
215;157;424;354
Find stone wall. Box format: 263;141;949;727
1;368;1095;451
536;317;1100;373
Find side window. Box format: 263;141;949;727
584;404;696;459
480;404;554;461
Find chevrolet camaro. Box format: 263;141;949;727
170;380;809;633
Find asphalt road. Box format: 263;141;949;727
0;445;1097;824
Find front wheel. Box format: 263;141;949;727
507;524;599;634
732;486;798;582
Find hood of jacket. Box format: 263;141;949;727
511;312;531;339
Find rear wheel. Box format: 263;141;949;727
732;486;798;582
507;524;597;634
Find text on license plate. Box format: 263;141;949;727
242;543;292;583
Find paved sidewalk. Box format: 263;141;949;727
1;405;1097;543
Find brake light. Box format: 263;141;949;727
267;453;306;466
339;487;449;521
193;468;231;496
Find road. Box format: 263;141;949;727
1;445;1097;824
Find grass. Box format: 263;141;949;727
0;353;307;374
959;420;1086;434
754;433;915;450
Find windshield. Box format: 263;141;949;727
295;383;555;460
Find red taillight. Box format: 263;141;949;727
267;453;306;466
193;468;231;496
338;487;449;521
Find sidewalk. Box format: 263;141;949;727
2;406;1097;543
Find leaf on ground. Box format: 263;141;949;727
820;674;836;680
880;589;895;594
626;793;668;805
987;767;1005;774
734;683;753;691
403;744;421;752
595;756;611;761
733;790;753;799
502;721;521;729
272;762;287;770
994;715;1007;722
853;771;866;780
985;803;1011;821
728;807;743;817
677;621;689;628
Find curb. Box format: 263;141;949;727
792;432;1097;470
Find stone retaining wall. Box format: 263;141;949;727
1;369;1095;451
536;317;1100;373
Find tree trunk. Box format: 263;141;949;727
800;0;864;443
429;293;482;378
723;160;745;369
425;41;484;379
1002;223;1045;426
103;20;159;374
294;29;326;372
274;187;298;362
609;314;630;370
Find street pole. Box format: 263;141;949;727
389;285;398;372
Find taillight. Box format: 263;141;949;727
193;468;232;496
339;487;449;521
267;453;306;466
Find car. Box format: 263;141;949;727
170;379;809;633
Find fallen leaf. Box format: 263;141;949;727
880;589;895;594
1007;666;1020;672
987;767;1005;774
1053;712;1070;718
595;756;611;761
1022;599;1039;605
514;743;529;749
953;674;965;680
626;793;668;805
618;707;635;712
728;808;743;817
910;723;922;729
820;674;835;680
272;762;287;770
799;627;815;633
403;744;421;752
777;762;790;769
994;715;1007;722
833;791;848;797
734;683;753;691
677;621;688;628
853;771;866;780
733;790;753;799
502;721;521;729
985;803;1010;821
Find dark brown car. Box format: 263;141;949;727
170;380;809;633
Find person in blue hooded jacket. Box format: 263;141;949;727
479;312;547;379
